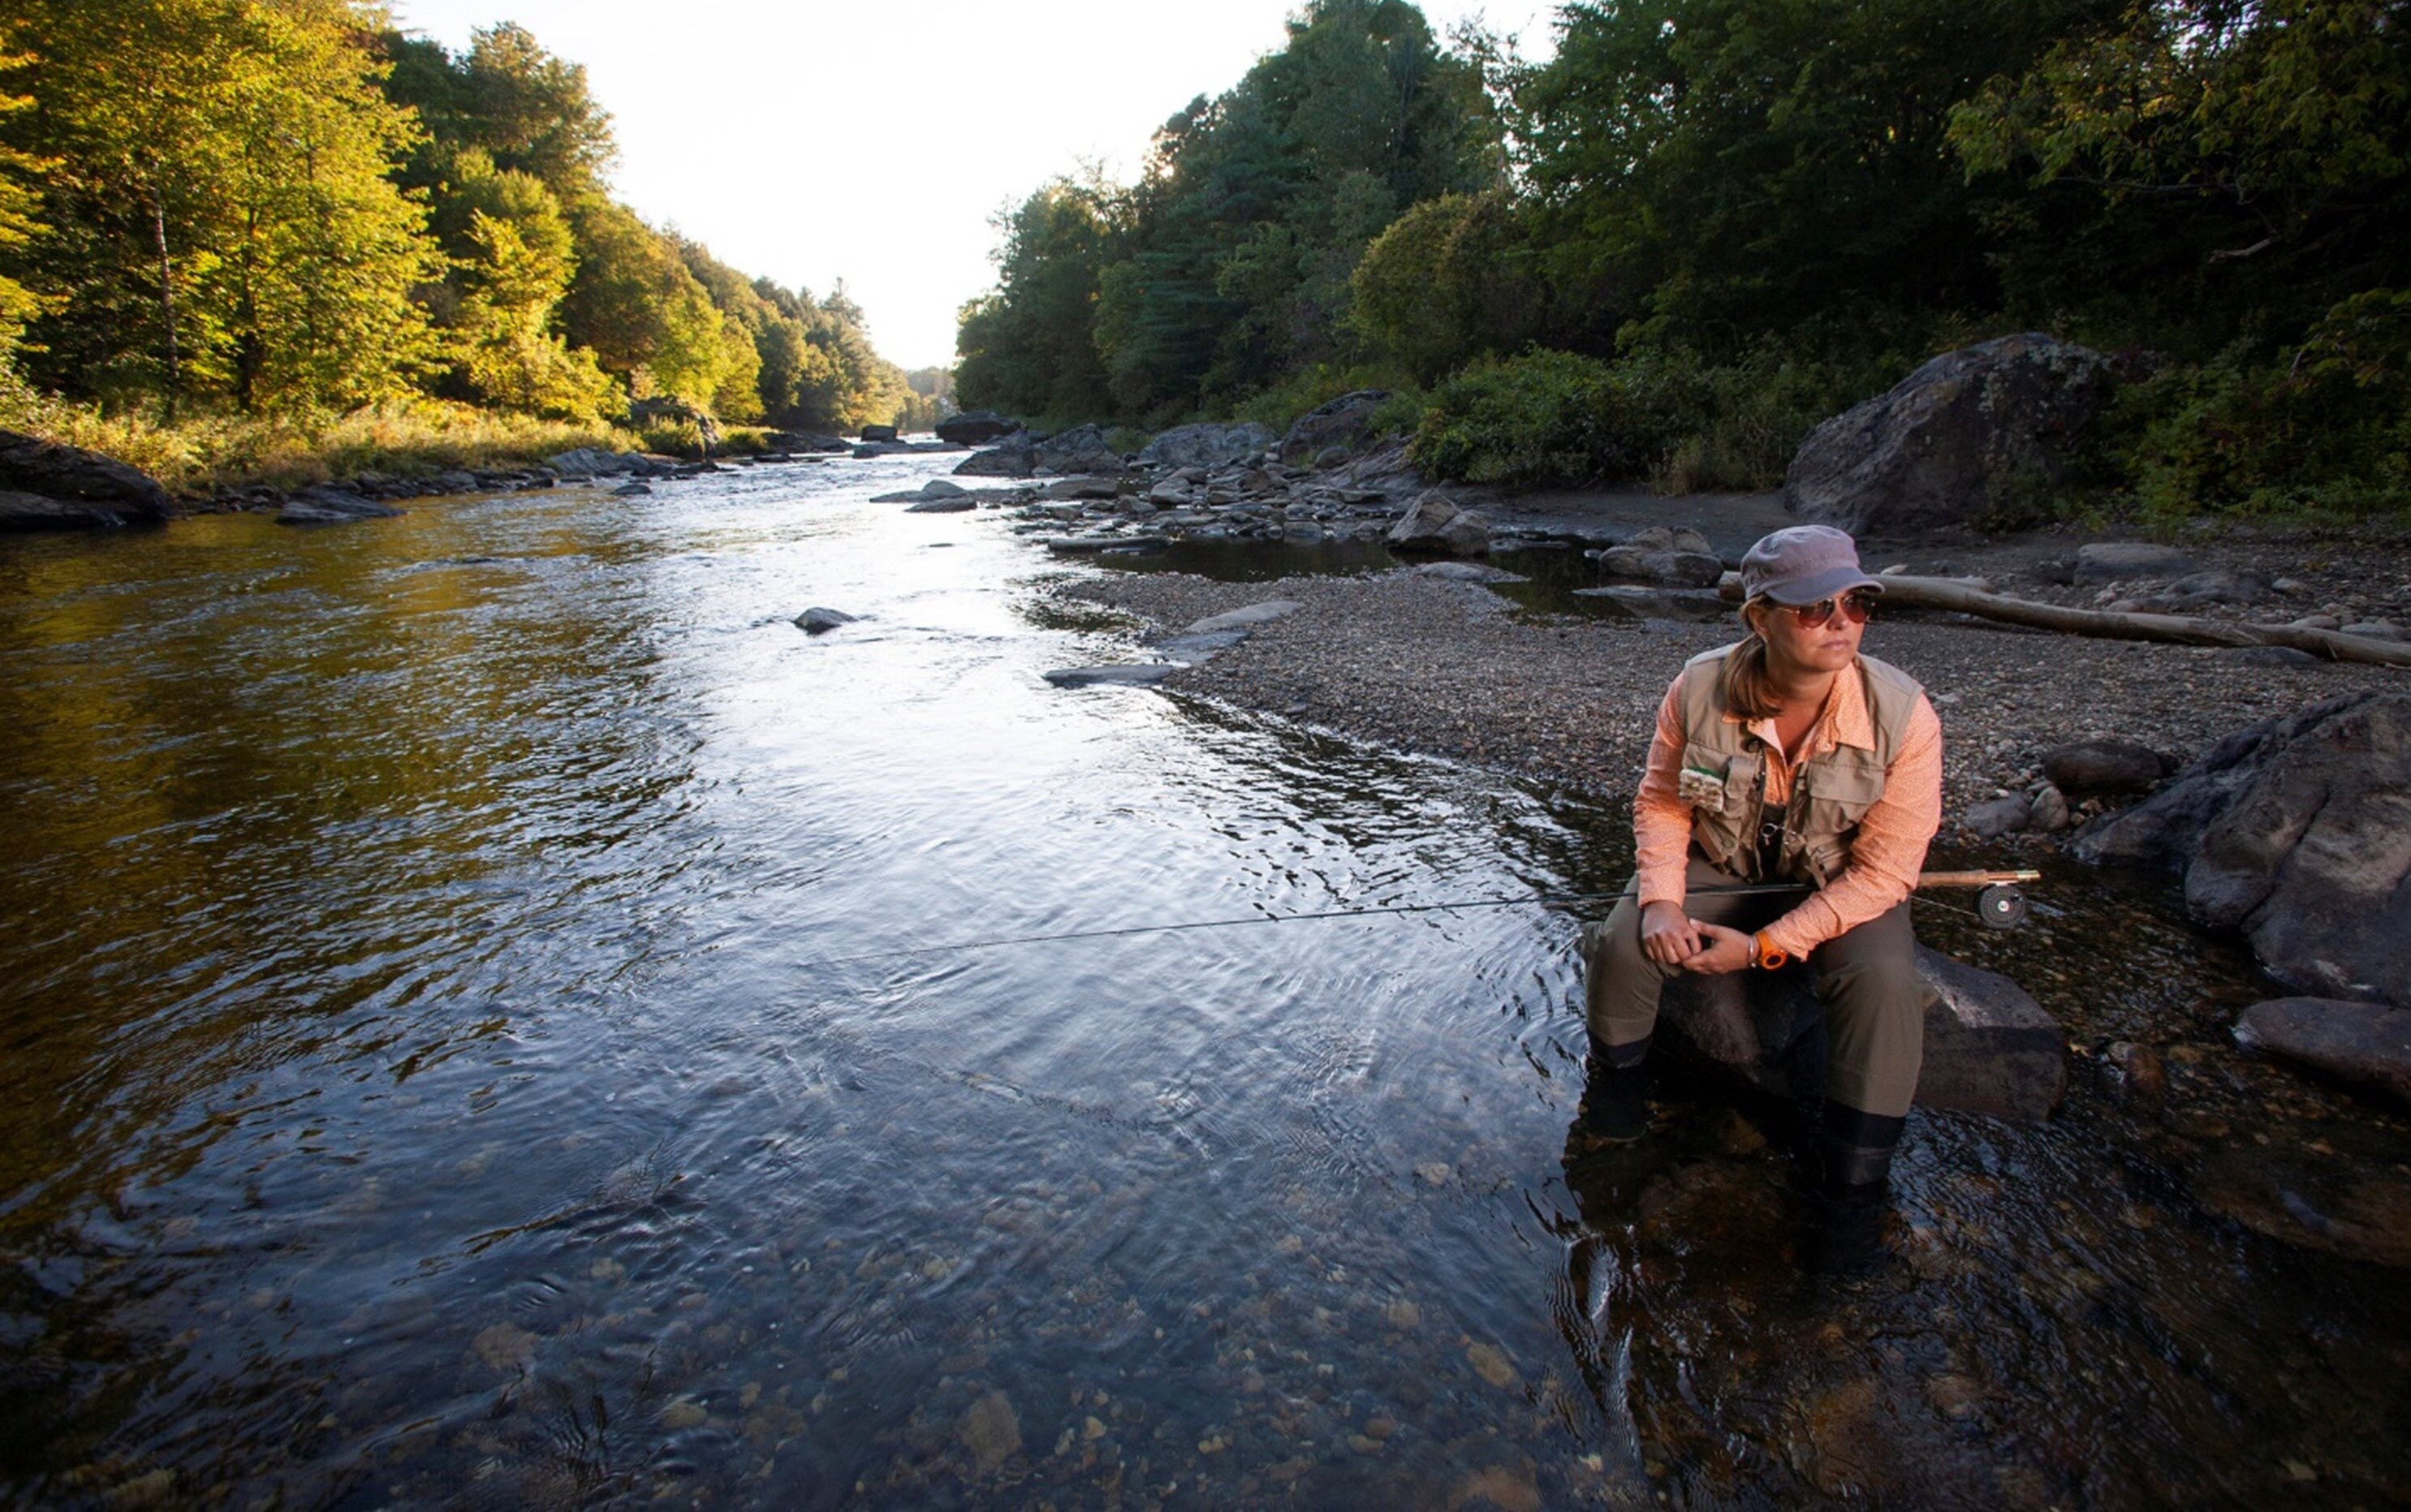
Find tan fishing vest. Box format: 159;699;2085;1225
1673;644;1926;885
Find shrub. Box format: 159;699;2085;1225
2107;294;2411;520
0;372;622;493
1410;348;1694;487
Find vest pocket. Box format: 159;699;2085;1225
1801;759;1887;838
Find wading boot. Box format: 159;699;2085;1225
1577;1036;1653;1144
1809;1100;1903;1277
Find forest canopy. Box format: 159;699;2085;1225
956;0;2411;517
0;1;914;437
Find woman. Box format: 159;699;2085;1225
1580;524;1943;1200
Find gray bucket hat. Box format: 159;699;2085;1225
1739;525;1883;605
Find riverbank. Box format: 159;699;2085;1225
1051;515;2409;843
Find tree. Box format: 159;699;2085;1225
14;0;438;415
1348;189;1538;381
960;0;1503;422
1948;0;2411;348
1512;0;2121;353
0;31;50;353
438;152;615;419
954;179;1117;419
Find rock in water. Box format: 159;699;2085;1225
2072;692;2411;1005
1042;664;1175;688
936;409;1020;446
796;607;857;634
1386;489;1490;556
277;485;404;525
1137;421;1275;470
958;1389;1020;1475
1594;545;1724;588
1784;333;2113;535
2236;998;2411;1105
1649;944;2067;1120
2042;739;2170;795
0;429;178;528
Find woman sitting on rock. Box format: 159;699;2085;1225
1581;524;1943;1202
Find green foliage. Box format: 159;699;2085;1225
2108;294;2411;519
1947;0;2411;354
1411;341;1888;490
960;0;1503;424
1348;191;1537;382
1413;349;1657;486
0;376;619;495
955;180;1116;420
0;33;49;351
11;0;442;416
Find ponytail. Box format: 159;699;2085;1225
1720;602;1784;722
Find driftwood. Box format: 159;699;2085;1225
1714;571;2411;670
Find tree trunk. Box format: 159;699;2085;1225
152;190;179;423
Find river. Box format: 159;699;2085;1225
2;453;2403;1506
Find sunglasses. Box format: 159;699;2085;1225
1781;590;1878;628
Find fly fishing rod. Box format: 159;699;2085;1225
806;869;2041;969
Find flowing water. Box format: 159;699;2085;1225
2;455;2405;1508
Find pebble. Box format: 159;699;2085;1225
1465;1342;1520;1389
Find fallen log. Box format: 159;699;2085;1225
1714;571;2411;670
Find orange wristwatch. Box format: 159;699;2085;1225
1752;932;1788;971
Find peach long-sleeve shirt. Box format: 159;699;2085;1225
1633;661;1944;958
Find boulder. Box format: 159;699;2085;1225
545;446;637;480
2145;567;2267;608
1138;422;1275;471
0;430;178;528
1784;333;2114;536
936;410;1020;447
1385;489;1490;555
2042;739;2171;795
1657;946;2066;1120
2072;691;2411;1005
1594;545;1724;588
764;431;853;454
610;482;652;497
796;607;856;634
1035;424;1124;475
1279;390;1391;463
2073;541;2195;583
859;424;900;442
1961;794;2031;838
871;479;969;504
277;485;403;525
2236;997;2411;1105
956;432;1040;478
905;496;977;514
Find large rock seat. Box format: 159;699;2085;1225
1657;946;2066;1120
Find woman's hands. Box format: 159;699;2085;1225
1640;902;1756;975
1638;901;1701;965
1681;923;1755;975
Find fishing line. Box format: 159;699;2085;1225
799;876;2029;971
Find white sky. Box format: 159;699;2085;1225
387;0;1561;371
